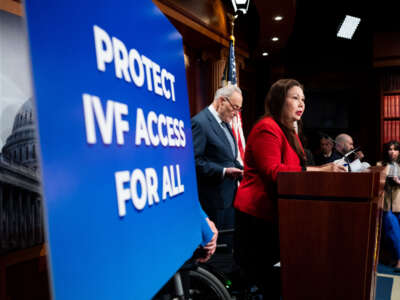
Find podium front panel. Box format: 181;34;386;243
277;169;384;300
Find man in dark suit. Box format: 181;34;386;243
191;85;244;250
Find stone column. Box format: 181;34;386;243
204;48;228;100
36;195;44;243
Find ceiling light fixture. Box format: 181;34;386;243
230;0;250;15
262;52;269;56
271;37;279;42
337;15;361;39
274;16;283;21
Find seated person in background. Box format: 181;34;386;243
315;135;337;165
335;133;364;159
377;140;400;271
334;133;369;171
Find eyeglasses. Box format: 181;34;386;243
223;97;242;112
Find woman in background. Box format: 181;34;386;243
377;140;400;271
233;79;346;298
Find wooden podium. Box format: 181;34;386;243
277;167;385;300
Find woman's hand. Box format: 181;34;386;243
307;162;347;172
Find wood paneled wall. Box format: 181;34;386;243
153;0;257;130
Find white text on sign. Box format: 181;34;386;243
115;165;185;217
93;25;176;101
82;93;186;147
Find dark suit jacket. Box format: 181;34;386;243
191;107;242;212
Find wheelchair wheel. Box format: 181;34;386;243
180;265;231;300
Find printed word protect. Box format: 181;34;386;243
94;25;176;101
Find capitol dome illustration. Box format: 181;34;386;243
0;98;43;254
2;98;38;170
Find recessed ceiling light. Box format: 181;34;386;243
262;52;269;56
274;16;283;21
337;15;361;39
271;37;279;42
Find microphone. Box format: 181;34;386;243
343;146;361;159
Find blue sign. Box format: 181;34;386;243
24;1;202;299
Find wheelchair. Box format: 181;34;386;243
152;229;266;300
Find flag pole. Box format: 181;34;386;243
228;13;237;45
224;13;245;166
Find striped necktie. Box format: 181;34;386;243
221;122;235;157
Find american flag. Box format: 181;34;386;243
222;35;246;165
222;36;237;86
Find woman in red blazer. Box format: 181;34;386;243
234;79;345;299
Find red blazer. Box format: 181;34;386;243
234;117;303;221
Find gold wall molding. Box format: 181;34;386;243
153;0;248;58
0;0;23;16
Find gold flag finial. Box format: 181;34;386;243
227;13;237;45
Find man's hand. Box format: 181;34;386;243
225;167;243;179
355;151;364;160
197;218;218;263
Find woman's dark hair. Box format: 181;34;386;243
382;140;400;165
263;79;307;166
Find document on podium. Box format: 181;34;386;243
349;159;371;172
334;157;370;172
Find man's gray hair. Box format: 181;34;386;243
213;85;242;102
335;133;350;146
